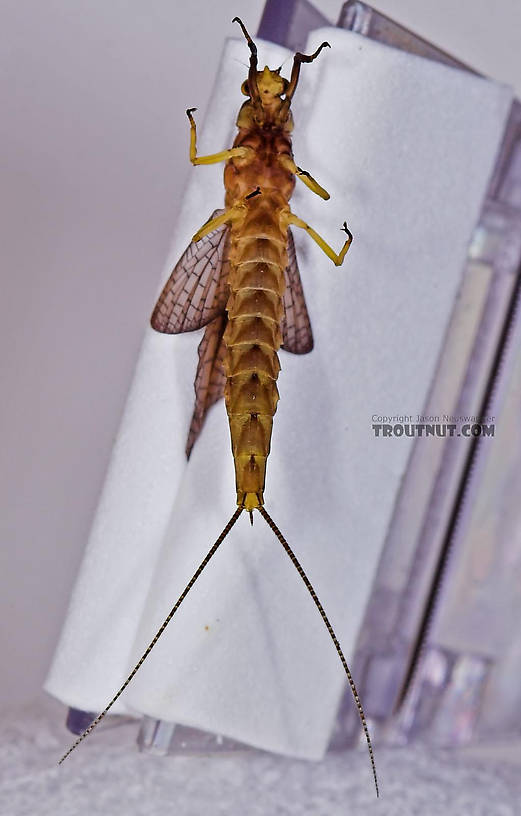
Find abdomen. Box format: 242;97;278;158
223;199;288;510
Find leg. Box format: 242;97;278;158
192;209;233;242
278;155;330;200
285;212;353;266
187;108;251;166
191;191;257;242
280;41;331;120
232;17;261;108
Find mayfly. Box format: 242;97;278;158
59;17;379;797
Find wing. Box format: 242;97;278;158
151;210;230;334
281;228;314;354
186;314;227;458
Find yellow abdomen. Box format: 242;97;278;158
223;203;288;510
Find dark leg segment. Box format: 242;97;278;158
232;17;261;107
280;41;331;119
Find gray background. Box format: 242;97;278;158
1;0;520;714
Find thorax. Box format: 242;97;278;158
224;125;295;208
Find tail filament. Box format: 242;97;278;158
258;505;379;798
59;503;379;799
58;507;243;765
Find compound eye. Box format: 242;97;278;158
241;80;250;96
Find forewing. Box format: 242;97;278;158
151;210;230;334
186;314;227;458
281;228;314;354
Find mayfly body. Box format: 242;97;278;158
59;17;379;799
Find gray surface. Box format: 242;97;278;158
1;697;520;815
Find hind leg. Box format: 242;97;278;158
192;209;234;242
192;189;260;242
284;212;353;266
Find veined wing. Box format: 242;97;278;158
281;228;314;354
151;210;230;334
186;314;227;458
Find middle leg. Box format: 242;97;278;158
278;155;330;200
187;108;252;166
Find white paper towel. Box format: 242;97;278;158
45;29;512;759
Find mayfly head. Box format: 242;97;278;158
241;66;288;102
233;16;330;128
240;65;289;128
